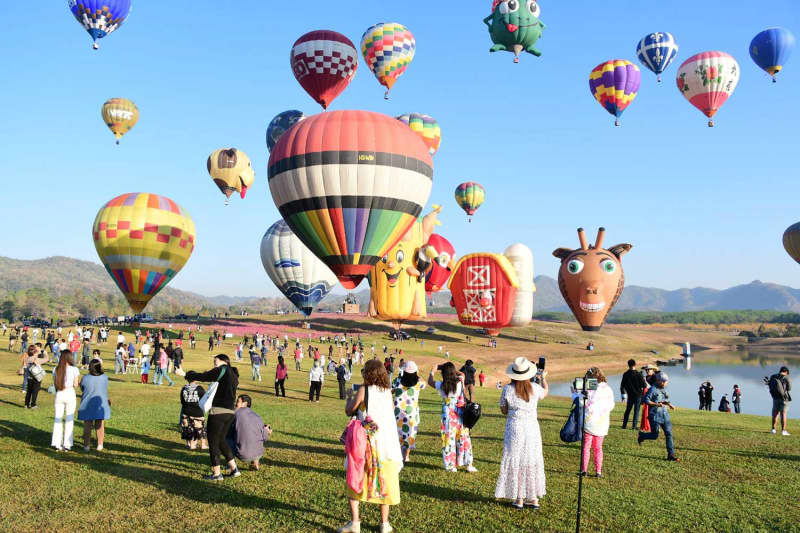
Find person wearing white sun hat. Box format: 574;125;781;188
495;356;549;510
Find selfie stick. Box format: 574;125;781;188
575;385;587;533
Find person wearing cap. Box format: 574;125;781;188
336;358;349;400
638;364;659;433
638;371;679;462
768;366;791;436
391;360;426;462
732;384;742;414
495;357;548;509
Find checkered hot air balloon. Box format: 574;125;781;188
396;113;441;156
268;110;433;290
676;51;739;127
290;30;358;110
636;32;679;83
92;193;195;313
361;22;416;100
68;0;132;50
589;60;641;126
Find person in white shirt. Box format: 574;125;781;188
51;351;81;451
308;361;324;402
139;342;151;368
117;332;126;345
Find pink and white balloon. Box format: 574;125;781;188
676;51;740;127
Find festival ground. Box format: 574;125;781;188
0;316;798;532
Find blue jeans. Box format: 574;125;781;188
640;416;675;456
155;367;174;385
622;395;641;429
115;358;124;374
252;365;261;381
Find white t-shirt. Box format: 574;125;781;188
140;343;151;356
117;334;125;344
435;380;463;400
52;365;81;391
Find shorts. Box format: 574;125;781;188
772;398;789;414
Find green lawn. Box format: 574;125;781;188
0;332;798;533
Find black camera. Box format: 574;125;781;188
573;377;598;391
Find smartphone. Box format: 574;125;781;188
537;357;546;372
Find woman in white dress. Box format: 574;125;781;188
495;356;548;510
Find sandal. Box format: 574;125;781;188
524;501;540;510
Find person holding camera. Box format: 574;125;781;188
427;362;476;473
495;357;548;509
579;367;615;477
638;372;679;462
768;366;791;435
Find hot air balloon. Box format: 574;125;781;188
483;0;546;63
424;234;456;295
101;98;138;145
260;220;338;316
504;243;535;327
68;0;132;50
455;182;485;222
361;23;416;99
750;28;795;82
290;30;358;110
92;193;195;313
448;253;519;336
396;113;441;156
207;148;255;204
676;52;740;127
589;60;641;126
783;222;800;264
267;110;306;153
636;32;679;82
268;110;433;290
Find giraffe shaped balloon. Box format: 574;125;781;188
552;228;632;331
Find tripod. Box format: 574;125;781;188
575;389;588;533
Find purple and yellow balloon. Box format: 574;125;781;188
589;60;641;126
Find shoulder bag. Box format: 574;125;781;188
199;366;227;414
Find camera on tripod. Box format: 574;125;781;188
572;377;598;392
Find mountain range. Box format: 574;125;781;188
3;255;800;313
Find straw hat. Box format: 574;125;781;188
404;360;418;374
506;356;537;381
642;364;659;371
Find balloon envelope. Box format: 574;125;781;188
291;30;358;110
267;110;306;152
750;28;795;79
69;0;132;49
92;193;195;313
425;234;455;294
396;113;441;156
504;243;535;327
361;22;416;97
261;220;338;316
783;222;800;264
207;148;255;200
636;32;679;80
589;60;641;125
455;182;485;217
268;110;434;290
101;98;138;144
676;51;739;126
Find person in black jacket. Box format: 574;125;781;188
459;360;477;402
620;359;646;430
178;354;240;480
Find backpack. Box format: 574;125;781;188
769;374;786;400
560;396;584;443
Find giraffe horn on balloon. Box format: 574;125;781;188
552;227;632;331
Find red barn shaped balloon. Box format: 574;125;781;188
552;227;632;331
448;253;519;336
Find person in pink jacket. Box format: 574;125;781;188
576;367;615;477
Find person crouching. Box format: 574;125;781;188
226;395;272;470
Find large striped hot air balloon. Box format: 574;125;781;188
268;110;433;290
260;220;338;316
396;113;441;156
589;60;641;126
676;51;739;127
68;0;132;50
361;22;416;99
101;98;138;144
92;193;195;313
290;30;358;110
636;32;679;82
455;182;485;222
750;28;795;82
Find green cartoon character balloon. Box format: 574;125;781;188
484;0;546;63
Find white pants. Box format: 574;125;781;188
51;389;76;449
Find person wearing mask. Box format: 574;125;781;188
24;345;48;409
180;378;208;450
336;358;350;400
638;372;679;462
768;366;792;436
495;357;548;509
428;362;476;473
579;367;615;477
732;384;742;414
391;360;426;463
339;360;403;533
275;355;288;397
177;354;241;480
78;360;112;452
459;360;477;402
51;351;81;451
226;395;272;470
309;360;324;402
620;359;646;430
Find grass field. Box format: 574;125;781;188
0;320;798;532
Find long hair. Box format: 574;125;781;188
55;351;74;391
277;355;285;369
514;379;532;402
439;362;459;396
363;359;390;390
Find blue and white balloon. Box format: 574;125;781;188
266;110;306;153
68;0;132;50
636;32;679;82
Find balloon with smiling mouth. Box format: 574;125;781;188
552;227;632;331
484;0;546;63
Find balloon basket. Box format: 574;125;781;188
513;57;519;64
224;198;230;206
772;78;777;83
657;76;662;83
116;140;120;145
614;120;620;127
384;90;390;100
93;42;99;50
708;120;714;128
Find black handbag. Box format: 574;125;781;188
462;399;482;429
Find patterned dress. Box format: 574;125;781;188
392;379;426;453
495;384;546;501
436;381;473;469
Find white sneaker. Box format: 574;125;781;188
338;521;360;533
782;430;791;436
446;466;458;472
380;523;393;533
466;465;478;473
771;429;777;434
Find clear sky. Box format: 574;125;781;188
2;1;799;297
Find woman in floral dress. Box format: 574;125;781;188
495;357;548;509
392;360;426;462
427;362;476;473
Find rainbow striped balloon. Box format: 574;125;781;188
589;60;641;126
361;22;416;99
455;182;485;222
396;113;441;156
92;193;196;313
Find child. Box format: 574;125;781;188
140;356;150;384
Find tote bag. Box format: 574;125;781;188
560;396;584;443
199;366;227;414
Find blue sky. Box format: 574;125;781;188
1;1;799;297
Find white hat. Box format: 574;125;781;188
506;356;537;381
404;361;418;374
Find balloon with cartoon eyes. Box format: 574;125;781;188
553;227;632;331
479;290;493;308
424;234;456;296
483;0;546;63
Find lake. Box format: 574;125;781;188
550;350;798;419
